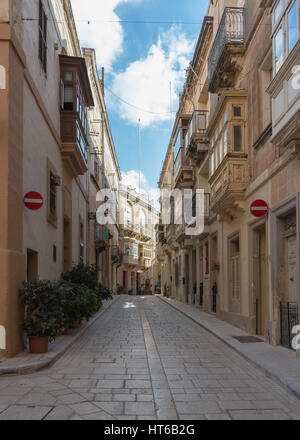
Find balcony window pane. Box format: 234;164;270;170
65;72;72;81
275;26;284;74
220;136;223;163
198;113;206;130
274;0;282;24
224;130;228;156
288;1;298;53
215;144;218;168
233;106;242;117
233;126;242;152
224;111;227;124
64;86;73;110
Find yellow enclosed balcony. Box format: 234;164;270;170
208;91;249;219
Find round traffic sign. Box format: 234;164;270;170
24;192;44;211
250;200;268;218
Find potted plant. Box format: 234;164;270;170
211;261;220;273
117;284;125;295
19;280;64;354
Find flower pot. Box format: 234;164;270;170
29;336;49;354
72;319;81;329
61;324;69;335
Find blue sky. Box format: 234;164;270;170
71;0;207;203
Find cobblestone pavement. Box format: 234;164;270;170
1;295;300;420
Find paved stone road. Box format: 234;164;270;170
1;295;300;420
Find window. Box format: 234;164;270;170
125;203;132;228
50;172;56;215
205;242;209;275
233;126;243;152
214;145;218;169
38;0;47;74
230;236;240;300
211;153;214;175
76;122;88;163
274;26;284;74
233;106;242;117
274;0;283;24
65;72;72;81
79;223;84;263
223;129;228;156
64;86;74;111
288;1;298;53
94;156;99;181
272;0;300;76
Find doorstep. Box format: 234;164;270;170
0;296;120;376
158;295;300;399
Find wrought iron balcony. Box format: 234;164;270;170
94;224;109;252
122;221;152;241
185;111;210;159
208;7;245;93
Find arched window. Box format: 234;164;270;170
126;203;132;228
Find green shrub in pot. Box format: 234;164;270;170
19;280;64;351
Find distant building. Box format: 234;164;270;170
118;184;159;295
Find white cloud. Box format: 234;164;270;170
122;170;160;210
111;27;194;126
71;0;139;71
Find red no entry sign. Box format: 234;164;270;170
250;200;268;218
24;192;44;211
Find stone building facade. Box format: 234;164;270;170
0;0;121;358
158;0;300;352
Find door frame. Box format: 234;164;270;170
270;193;299;344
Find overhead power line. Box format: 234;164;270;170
17;17;272;26
104;86;177;115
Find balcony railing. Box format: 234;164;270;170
124;222;152;239
94;224;109;251
174;148;182;180
208;7;245;90
185;111;209;152
192;193;210;218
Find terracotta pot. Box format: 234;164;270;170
72;320;81;328
29;336;48;354
61;324;69;335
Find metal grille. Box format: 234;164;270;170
280;302;299;350
208;7;245;87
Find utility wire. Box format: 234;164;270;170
16;17;272;26
104;85;177;115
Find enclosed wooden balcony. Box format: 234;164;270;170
60;55;94;176
208;7;245;93
209;156;249;219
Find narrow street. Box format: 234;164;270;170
0;296;300;420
